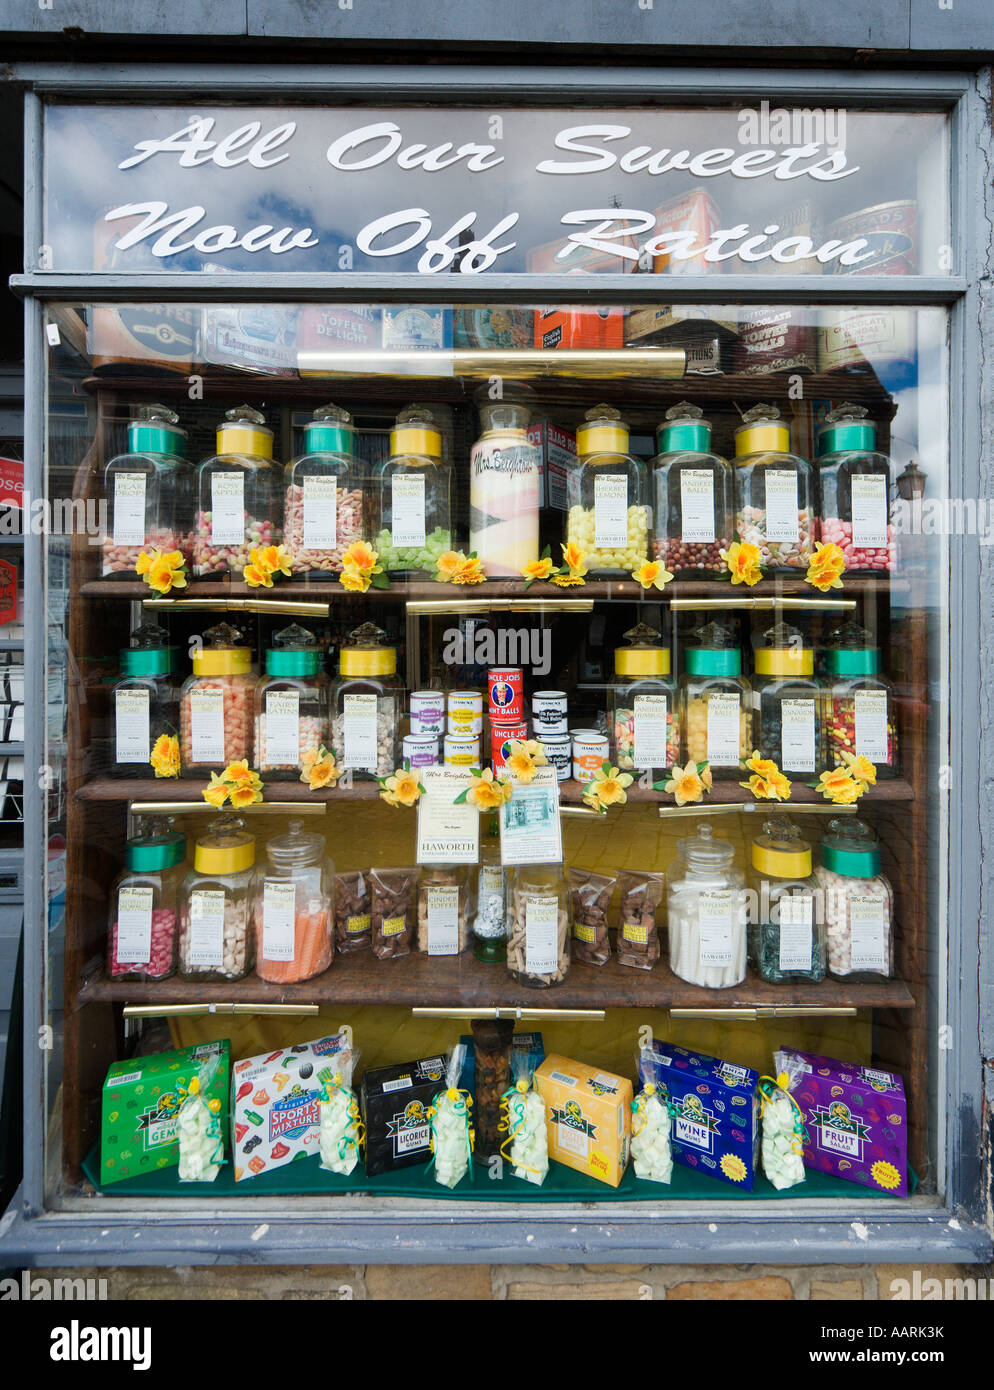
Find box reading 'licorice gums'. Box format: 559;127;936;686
640;1044;760;1190
361;1055;448;1177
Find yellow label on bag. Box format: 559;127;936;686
623;922;648;944
382;916;405;937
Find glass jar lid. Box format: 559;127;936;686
614;621;670;677
390;405;442;459
684;620;742;678
194;814;255;874
819;816;882;877
734;402;791;458
216;404;273;459
339;621;397;677
675;820;736;869
818;402;877;455
577;404;629;455
191;621;253;677
479;400;531;433
751;817;812;878
655;401;712;455
754;620;813;678
128;403;187;457
120;620;175;677
125;816;186;872
515;863;565;892
265;817;325;868
823;620;881;676
304;403;355;454
265;622;322;678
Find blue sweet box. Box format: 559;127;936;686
639;1044;760;1190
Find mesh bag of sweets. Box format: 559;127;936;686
318;1047;363;1177
616;869;665;970
334;870;371;954
568;867;617;966
370;866;417;959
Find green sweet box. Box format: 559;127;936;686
100;1040;231;1186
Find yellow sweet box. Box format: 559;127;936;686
534;1054;633;1188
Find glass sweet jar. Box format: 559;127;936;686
374;406;453;577
107;818;187;981
816;403;895;574
110;621;179;779
680;621;752;776
752;621;822;778
179;815;255;982
651;402;734;577
253;622;328;780
472;814;508;963
417;865;472;956
507;864;570;988
733;404;813;570
469;397;540;576
252;819;333;983
283;403;364;576
565;405;649;577
666;822;747;988
609;621;680;777
822;620;899;777
100;404;195;577
330;622;401;778
748;818;826;984
193;405;282;576
179;622;255;772
813;818;894;980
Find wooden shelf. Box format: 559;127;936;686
76;775;915;805
79;952;915;1012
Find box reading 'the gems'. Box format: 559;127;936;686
361;1055;448;1177
640;1044;759;1190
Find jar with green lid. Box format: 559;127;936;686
507;865;570;988
179;622;256;771
252;819;333;983
733;403;813;570
609;621;680;776
330;622;400;778
374;406;453;576
823;620;898;777
101;404;195;577
650;402;734;577
253;623;328;780
284;403;364;576
816;403;894;574
680;621;751;775
110;621;179;779
179;815;255;981
107;818;187;981
748;818;826;984
193;405;283;576
753;621;822;776
565;405;649;577
814;818;894;980
667;822;747;988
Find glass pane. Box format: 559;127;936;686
41;104;950;276
44;296;946;1211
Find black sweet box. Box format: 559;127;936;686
361;1056;448;1177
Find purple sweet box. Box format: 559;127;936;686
778;1047;908;1197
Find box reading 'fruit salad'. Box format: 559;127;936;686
639;1044;760;1190
232;1033;349;1181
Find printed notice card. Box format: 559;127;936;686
499;764;563;866
416;766;480;864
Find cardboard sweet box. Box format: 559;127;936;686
639;1044;760;1190
231;1033;350;1181
533;1054;633;1188
779;1047;908;1197
361;1055;449;1177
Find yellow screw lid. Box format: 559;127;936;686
194;817;255;875
390;405;441;459
339;620;397;677
754;647;814;677
216;405;273;460
734;404;791;459
578;404;629;455
614;620;670;676
751;819;812;878
191;622;253;677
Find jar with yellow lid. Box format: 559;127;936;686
609;621;680;776
193;405;283;576
650;403;733;577
179;815;255;981
564;405;649;577
373;406;453;577
752;621;822;776
101;403;195;577
179;622;256;771
253;623;328;780
283;403;364;576
330;622;400;778
733;403;813;570
680;621;751;776
748;818;825;984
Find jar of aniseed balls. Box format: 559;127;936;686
813;817;894;981
650;402;733;577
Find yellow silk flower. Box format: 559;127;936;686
380;768;422;808
521;557;556;583
452;556;485;585
340;541;382;576
150;734;180;779
339;568;371;593
633;559;674;591
506;739;548;783
815;767;865;803
663;761;706;806
721;541;763;587
302;748;340;790
584;763;634;809
840;751;877;787
466;768;512;810
435;551;465;580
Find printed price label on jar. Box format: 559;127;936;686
426;885;460;956
778;893;814;971
680;470;716;543
633;693;669;768
780;697;816;773
116;885;154;964
112;473;147;547
391;474;427;547
114;687;150;763
524;892;559;975
706;692;741;765
849;895;887;971
342;692;378;769
764;470;800;542
593;473;629;548
210;472;246;545
854;690;889;762
851;475;889;548
264;689;301;766
262;879;296;961
302;474;338;549
190;689;226;763
698;889;735;966
188;889;226;967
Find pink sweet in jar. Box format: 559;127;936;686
816;405;895;575
193;405;282;577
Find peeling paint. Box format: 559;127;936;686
850;1222;869;1242
250;1224;269;1242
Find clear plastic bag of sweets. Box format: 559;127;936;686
499;1050;549;1186
318;1047;363;1177
631;1047;673;1184
177;1068;225;1183
427;1044;473;1189
758;1050;809;1191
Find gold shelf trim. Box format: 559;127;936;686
406;598;594;615
123;1003;321;1018
298;347;686;379
411;1006;606;1021
668;1006;858;1021
130;801;326;816
669;596;857;612
143;597;330;617
658;802;858;818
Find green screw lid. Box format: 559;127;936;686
119;621;175;677
304;403;355;455
656;402;712;455
126;829;187;872
127;404;187;458
818;403;877;456
265;621;323;678
819;817;882;878
824;648;880;676
685;620;741;677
